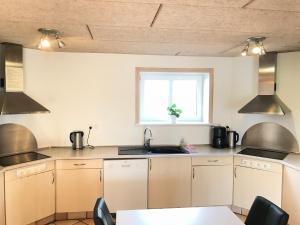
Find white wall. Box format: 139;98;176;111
1;49;299;148
0;49;236;147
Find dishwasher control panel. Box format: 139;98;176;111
241;159;272;171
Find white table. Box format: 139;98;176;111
117;206;244;225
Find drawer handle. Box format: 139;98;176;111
73;163;87;166
207;160;219;163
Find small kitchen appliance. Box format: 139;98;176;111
211;126;229;148
70;131;84;150
228;130;239;148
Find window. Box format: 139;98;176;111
136;68;213;124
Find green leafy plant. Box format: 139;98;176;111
167;103;183;118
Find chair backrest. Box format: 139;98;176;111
93;198;114;225
245;196;289;225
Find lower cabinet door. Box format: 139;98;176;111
148;157;191;208
6;174;37;225
56;169;103;212
282;166;300;225
36;170;55;220
5;170;55;225
192;165;233;206
0;173;5;225
233;166;282;209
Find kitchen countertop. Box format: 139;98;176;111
1;145;300;172
39;145;240;159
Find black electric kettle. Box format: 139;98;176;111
70;131;84;150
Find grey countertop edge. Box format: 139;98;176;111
0;145;300;172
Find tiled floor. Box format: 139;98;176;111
235;213;247;223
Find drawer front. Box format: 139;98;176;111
5;161;55;182
56;159;103;169
192;156;233;166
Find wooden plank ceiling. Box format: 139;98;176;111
0;0;300;56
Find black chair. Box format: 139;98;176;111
245;196;289;225
93;198;115;225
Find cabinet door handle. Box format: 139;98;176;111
100;170;102;182
208;159;219;163
52;171;55;184
192;167;195;179
73;163;86;166
234;167;237;178
149;159;152;171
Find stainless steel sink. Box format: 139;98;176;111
118;146;189;155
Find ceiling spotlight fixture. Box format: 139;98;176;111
241;37;266;56
37;28;66;50
56;37;66;49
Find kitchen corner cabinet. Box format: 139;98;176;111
5;162;55;225
56;159;103;213
148;157;191;208
282;166;300;225
192;157;233;206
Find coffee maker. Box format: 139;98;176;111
211;126;229;148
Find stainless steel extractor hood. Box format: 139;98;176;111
238;52;291;115
0;43;49;114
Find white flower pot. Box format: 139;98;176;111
171;115;177;124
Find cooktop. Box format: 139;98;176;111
238;148;288;160
0;152;50;167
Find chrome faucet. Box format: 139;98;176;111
144;128;152;148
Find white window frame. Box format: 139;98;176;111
135;68;214;125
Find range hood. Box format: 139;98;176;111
238;52;290;115
0;43;49;114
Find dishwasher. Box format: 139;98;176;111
104;159;148;212
233;157;283;210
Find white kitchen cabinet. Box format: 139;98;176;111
104;159;148;212
5;162;55;225
192;156;233;206
233;157;282;210
148;157;191;208
56;159;103;213
282;166;300;225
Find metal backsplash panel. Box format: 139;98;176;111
241;122;299;153
0;123;37;157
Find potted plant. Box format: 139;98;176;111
167;103;182;124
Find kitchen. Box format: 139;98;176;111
1;1;300;225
